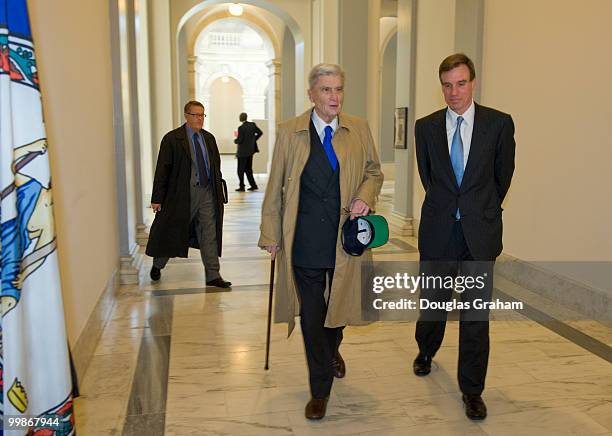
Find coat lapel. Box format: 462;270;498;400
308;121;335;178
462;103;487;188
293;110;313;175
332;123;348;177
432;110;458;189
177;124;195;163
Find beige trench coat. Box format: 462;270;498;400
258;109;384;335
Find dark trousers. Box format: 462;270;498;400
294;266;344;399
415;221;494;395
237;156;257;188
153;184;220;281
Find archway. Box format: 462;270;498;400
208;76;244;154
176;1;306;126
195;18;272;125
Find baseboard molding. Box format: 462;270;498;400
120;243;142;285
388;211;414;237
412;217;420;238
71;268;119;382
496;254;611;321
409;223;609;320
135;223;149;247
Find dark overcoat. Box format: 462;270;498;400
146;124;225;258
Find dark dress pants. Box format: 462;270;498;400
153;184;220;280
294;266;344;399
237;156;257;188
415;221;494;395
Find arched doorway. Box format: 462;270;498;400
175;1;307;134
194;18;272;154
207;76;244;154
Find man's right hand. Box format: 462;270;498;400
151;203;161;213
265;245;280;260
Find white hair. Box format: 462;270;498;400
308;63;345;89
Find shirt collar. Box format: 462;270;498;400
186;125;199;139
311;109;338;135
446;100;475;127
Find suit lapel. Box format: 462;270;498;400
310;123;335;177
462;104;487;187
432;110;458;189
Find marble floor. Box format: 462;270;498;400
74;157;612;435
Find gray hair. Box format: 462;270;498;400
308;63;345;89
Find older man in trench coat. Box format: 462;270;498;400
259;63;383;420
146;100;231;288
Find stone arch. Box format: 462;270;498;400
189;11;280;60
175;0;306;123
189;15;276;105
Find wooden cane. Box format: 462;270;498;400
264;258;276;370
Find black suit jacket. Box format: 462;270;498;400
146;124;225;258
415;103;515;260
234;121;263;158
292;122;341;268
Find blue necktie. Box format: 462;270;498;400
322;125;338;171
450;116;464;219
193;132;210;187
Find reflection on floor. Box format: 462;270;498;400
74;157;612;435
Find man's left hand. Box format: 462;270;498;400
349;198;370;220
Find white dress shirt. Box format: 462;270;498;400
446;100;475;170
311;109;338;143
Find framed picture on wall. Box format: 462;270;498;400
394;107;408;149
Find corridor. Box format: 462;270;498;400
73;158;611;436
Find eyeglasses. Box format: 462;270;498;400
186;113;206;118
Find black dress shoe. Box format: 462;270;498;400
235;187;245;192
413;353;432;376
150;266;161;281
305;397;329;420
247;186;258;191
332;352;346;378
206;278;232;288
462;394;487;420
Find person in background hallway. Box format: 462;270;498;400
146;100;232;289
234;112;262;191
259;63;383;420
413;53;515;420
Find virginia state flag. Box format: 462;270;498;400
0;0;75;434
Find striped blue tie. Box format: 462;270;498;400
323;125;338;171
450;116;464;219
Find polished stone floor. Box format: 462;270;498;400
74;157;612;435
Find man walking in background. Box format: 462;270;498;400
146;100;231;289
234;112;262;191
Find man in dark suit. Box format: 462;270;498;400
413;54;515;420
234;112;262;191
146;100;231;288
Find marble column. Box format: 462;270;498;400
266;59;281;172
110;0;142;284
188;56;197;99
390;0;417;236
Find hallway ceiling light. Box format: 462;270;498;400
228;3;243;16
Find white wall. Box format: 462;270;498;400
411;0;455;221
481;0;612;281
29;0;119;344
208;77;244;154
